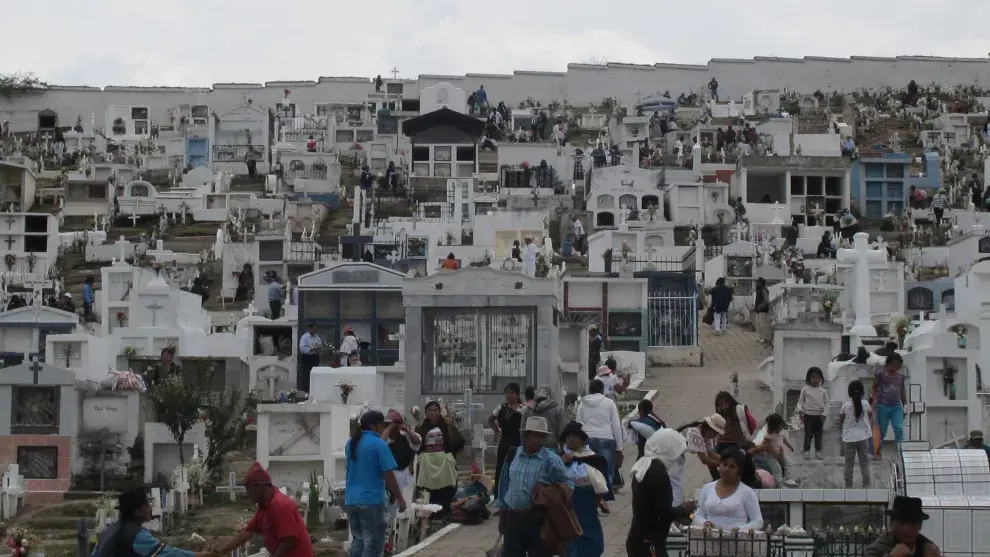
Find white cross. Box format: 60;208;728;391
128;211;139;227
244;302;259;318
257;366;281;400
770;201;784;224
215;471;246;502
386;250;400;267
734;221;745;242
115;236;129;264
837;232;888;336
145;300;164;326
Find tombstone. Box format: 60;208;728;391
1;465;25;519
215;471;247;503
837;232;888;336
907;286;935;312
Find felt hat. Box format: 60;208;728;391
704;413;726;435
243;461;273;486
522;416;551;435
970;430;984;442
886;496;929;523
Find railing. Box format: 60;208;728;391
704;244;724;259
613;257;690;273
284;164;329;181
768;284;843;327
500;164;559;189
646;291;698;347
212;145;266;162
677;529;884;557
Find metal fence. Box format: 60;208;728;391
500;164;559;189
422;309;534;394
212;145;266;162
646;291;698;347
284;161;329;181
681;529;880;557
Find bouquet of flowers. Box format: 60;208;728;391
5;526;39;557
111;370;147;392
409;406;422;423
116;311;127;326
337;382;355;404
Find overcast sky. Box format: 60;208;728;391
5;1;987;87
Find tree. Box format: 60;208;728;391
150;374;207;466
202;389;250;481
0;72;48;99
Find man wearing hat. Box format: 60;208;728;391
217;462;314;557
966;430;990;461
500;416;570;557
864;496;941;557
588;325;603;382
92;488;210;557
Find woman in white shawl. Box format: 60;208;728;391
626;429;697;557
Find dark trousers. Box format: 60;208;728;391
588;356;600;381
933;207;944;226
298;353;319;393
803;415;825;452
493;442;518;494
502;511;548;557
83;301;94;322
269;299;282;319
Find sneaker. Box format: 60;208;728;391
802;451;810;459
782;479;799;488
816;453;825;460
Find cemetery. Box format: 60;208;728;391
2;54;990;557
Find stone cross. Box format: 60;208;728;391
128;211;139;227
388;325;406;363
28;356;43;384
836;232;888;336
619;205;630;225
770;201;784;224
115;236;129;265
145;300;164;327
257;366;281;400
215;471;246;502
386;250;401;268
244;302;259;318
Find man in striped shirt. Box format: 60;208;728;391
930;189;949;226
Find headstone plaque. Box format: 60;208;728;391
332;270;379;284
906;286;934;311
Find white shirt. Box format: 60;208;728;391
572;219;585;238
576;394;623;442
692;481;764;531
596;372;621;396
299;332;322;355
339;335;359;356
524;243;538;262
840;399;873;443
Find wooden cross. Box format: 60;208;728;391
3;236;13;249
390;67;400;79
272;415;320;456
145;300;164;326
28;356;42;385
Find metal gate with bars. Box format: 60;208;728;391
422;309;534;394
646;291;699;347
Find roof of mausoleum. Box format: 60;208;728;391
739;155;850;171
402;107;485;137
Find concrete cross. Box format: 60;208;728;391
244;302;259;318
386;250;401;268
388;325;406;363
770;201;784;224
215;471;246;502
390;67;400;79
128;211;139;227
145;300;164;327
836;232;887;336
28;356;43;384
257;366;281;400
115;236;129;264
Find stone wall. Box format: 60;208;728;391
2;56;988;132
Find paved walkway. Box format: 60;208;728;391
406;323;772;557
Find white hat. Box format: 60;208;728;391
522;416;551;435
64;292;72;298
703;413;726;435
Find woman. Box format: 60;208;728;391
414;400;464;516
487;383;523;493
678;414;725;476
692;447;764;531
712;392;752;480
234;263;254;302
627;429;696;557
576;379;622;499
384;410;422;518
147;347;181;387
560;422;609;557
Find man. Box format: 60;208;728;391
268;273;284;319
571;216;585;255
82;275;95;322
360;166;373;191
217;462;314;557
588;325;603;382
519;386;567;450
374;75;383;93
865;496;941;557
298;324;322;393
61;292;76;313
499;417;571;557
753;278;770;342
383;410;421;518
930;189;949;226
522;237;538;277
709;278;733;334
966;430;990;462
344;411;406;557
92;488;208;557
708;78;719;102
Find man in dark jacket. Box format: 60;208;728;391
588;325;603;382
92;488;207;557
864;496;941;557
519;386;567;450
753;277;770;341
709;278;733;334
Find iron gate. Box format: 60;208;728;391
646;291;698;347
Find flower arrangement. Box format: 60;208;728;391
892;315;912;346
122;346;138;357
116;310;128;326
409;406;422;423
3;253;15;270
111;370;147;392
948;324;967;339
24;253;37;272
821;290;839;313
5;526;39;557
96;491;119;511
150;260;164;276
337;382;355;404
620;241;631;262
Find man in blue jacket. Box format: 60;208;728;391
92;488;210;557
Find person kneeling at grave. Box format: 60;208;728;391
91;488;213;557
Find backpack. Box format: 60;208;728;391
744;406;757;436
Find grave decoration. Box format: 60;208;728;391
111;370;147;392
337;381;355;404
948;324;968;348
821;290;839;320
1;464;26;519
892;315;912;348
5;525;40;557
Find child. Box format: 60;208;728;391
871;352;907;455
797;366;830;459
629;399;666;458
839;380;872;488
751;413;794;485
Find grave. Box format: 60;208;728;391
142;422;208;483
0;303;78;362
309;366;404;411
402;266;561;412
0;359;76;504
1;465;25;518
77;389;148;474
255;403;351;493
296;262;406;366
836;233;904;336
